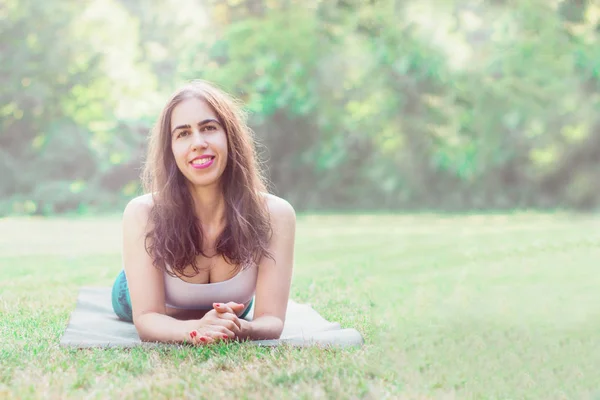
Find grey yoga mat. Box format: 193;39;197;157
60;287;364;348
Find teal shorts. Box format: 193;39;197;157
111;270;253;322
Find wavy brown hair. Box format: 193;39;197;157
141;80;273;277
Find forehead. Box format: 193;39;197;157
170;97;217;129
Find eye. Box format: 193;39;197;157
201;124;217;132
177;130;189;138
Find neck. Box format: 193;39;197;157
187;183;226;229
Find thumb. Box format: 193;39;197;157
213;302;245;313
212;303;230;313
226;301;245;311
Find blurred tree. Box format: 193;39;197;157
0;0;157;214
1;0;600;214
0;0;101;213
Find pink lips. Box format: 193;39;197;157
190;156;215;169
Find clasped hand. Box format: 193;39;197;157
186;302;245;345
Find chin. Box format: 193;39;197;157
186;177;221;188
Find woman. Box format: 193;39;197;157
111;80;296;345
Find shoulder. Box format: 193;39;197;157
262;193;296;228
123;193;154;227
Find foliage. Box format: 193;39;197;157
1;0;599;214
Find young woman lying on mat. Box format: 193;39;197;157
111;80;296;345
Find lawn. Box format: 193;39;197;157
1;212;599;399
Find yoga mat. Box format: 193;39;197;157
60;287;364;348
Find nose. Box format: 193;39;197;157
190;130;208;150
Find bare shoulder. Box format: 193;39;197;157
263;193;296;225
123;193;154;227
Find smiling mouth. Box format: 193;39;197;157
190;156;215;166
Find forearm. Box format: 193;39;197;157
238;316;284;341
134;312;196;343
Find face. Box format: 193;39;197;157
170;97;228;189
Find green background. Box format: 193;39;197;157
2;0;599;214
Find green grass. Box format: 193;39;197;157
1;212;600;399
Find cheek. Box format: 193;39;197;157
220;135;229;155
171;142;185;161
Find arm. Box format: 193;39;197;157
237;195;296;341
122;197;202;343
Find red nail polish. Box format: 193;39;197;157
222;335;228;339
190;331;197;338
199;337;207;342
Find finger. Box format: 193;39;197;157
216;311;242;330
188;330;198;345
213;303;234;314
214;316;241;335
204;329;234;342
208;325;236;339
188;330;218;346
226;301;246;312
190;331;214;346
199;335;214;345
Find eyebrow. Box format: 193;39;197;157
171;118;220;135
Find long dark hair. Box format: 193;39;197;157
141;80;272;277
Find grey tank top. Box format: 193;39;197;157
164;263;257;310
